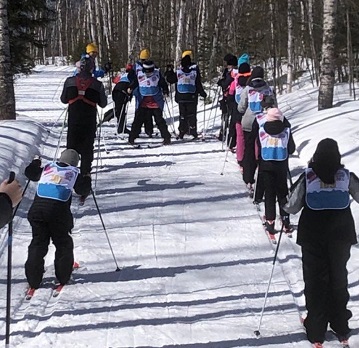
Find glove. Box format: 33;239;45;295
104;61;112;73
94;69;105;78
74;175;92;197
25;158;42;181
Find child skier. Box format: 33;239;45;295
24;149;89;292
112;64;135;134
254;107;295;235
284;138;359;347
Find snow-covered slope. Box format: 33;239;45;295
0;65;358;347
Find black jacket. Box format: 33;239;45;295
284;171;359;246
254;117;295;172
61;71;107;126
165;63;206;103
0;193;12;228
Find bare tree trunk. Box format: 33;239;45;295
287;0;294;93
128;0;134;60
128;0;150;62
346;8;355;99
318;0;337;110
0;0;15;120
87;0;97;43
208;3;223;79
307;0;320;85
175;0;186;65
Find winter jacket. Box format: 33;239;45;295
283;170;359;246
237;78;277;132
217;68;234;95
254;117;295;171
165;63;207;103
130;69;169;110
0;193;12;228
61;71;107;126
25;160;81;231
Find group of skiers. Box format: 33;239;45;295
1;42;359;348
213;51;359;347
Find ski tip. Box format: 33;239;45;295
73;261;80;269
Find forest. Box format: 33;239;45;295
0;0;358;119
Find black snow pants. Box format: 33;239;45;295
129;107;171;141
178;102;198;137
67;122;96;175
25;200;74;289
302;241;352;343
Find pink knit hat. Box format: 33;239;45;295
266;107;284;122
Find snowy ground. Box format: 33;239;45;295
0;65;358;347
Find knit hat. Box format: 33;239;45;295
142;60;155;73
125;63;133;72
266;107;284;122
182;50;192;59
226;55;237;66
181;55;191;67
86;43;98;54
59;149;80;167
310;138;342;184
80;54;95;73
238;53;250;66
139;49;150;60
223;53;234;62
238;62;251;74
251;66;264;79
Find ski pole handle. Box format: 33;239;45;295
8;171;15;184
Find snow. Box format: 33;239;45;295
0;65;359;348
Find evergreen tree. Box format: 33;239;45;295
8;0;54;74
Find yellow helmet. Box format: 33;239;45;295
139;48;150;60
86;43;98;54
182;50;192;58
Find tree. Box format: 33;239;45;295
318;0;338;110
8;0;53;74
0;0;15;120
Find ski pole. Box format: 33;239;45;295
254;223;285;338
90;189;121;272
220;137;233;175
12;178;30;219
5;171;15;348
202;98;206;141
47;106;68;134
165;98;177;136
222;114;229;151
117;103;127;140
94;111;104;192
208;86;221;129
53;109;68;161
287;168;293;187
207;85;220;131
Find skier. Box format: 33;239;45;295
61;54;107;187
237;65;277;197
131;48;155;137
253;107;295;235
24;149;90;291
230;60;251;172
128;60;172;146
284;138;359;347
217;54;237;142
0;178;22;228
74;43;105;78
112;63;135;134
223;54;238;150
165;50;207;139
